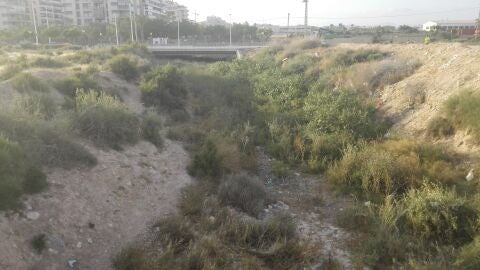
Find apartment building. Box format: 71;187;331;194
0;0;30;29
0;0;189;28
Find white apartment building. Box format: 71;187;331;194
0;0;189;28
0;0;30;29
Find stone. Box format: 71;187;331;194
26;212;40;220
87;238;93;244
48;248;58;255
76;242;82;249
67;259;77;268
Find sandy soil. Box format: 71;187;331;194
0;140;192;270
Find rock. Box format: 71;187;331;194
48;248;58;255
87;238;93;244
208;216;215;224
67;259;77;268
76;242;82;249
26;211;40;221
364;201;372;207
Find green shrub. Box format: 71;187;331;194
30;233;47;254
141;113;163;148
53;72;99;98
0;136;46;210
271;160;289;178
31;57;66;68
108;55;139;81
73;89;140;149
403;183;477;245
327;140;460;198
218;173;267;216
11;73;48;93
0;114;96;168
188;139;222;181
454;236;480;270
444;90;480;142
305;90;385;140
112;245;159;270
179;184;206;217
140;65;187;112
427;117;455;138
14;93;57;119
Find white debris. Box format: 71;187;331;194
26;212;40;221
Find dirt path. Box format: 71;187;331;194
256;148;354;269
0;140;191;270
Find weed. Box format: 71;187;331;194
444;90;480;143
31;57;67;68
54;72;99;98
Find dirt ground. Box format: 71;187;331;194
0;140;192;270
257;149;354;269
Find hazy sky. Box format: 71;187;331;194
176;0;480;26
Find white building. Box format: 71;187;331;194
31;0;65;26
423;20;477;32
0;0;30;29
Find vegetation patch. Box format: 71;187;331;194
72;89;140;149
54;72;99;98
218;173;267;216
11;73;49;93
31;57;67;68
108;54;139;81
444;90;480;143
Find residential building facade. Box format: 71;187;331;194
423;20;477;35
0;0;30;29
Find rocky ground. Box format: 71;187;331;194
257;148;354;269
0;140;192;270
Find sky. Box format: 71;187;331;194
176;0;480;26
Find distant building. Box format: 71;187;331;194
204;16;228;27
258;24;319;37
0;0;30;29
423;20;477;35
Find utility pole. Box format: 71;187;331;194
114;15;119;45
129;1;134;42
132;1;138;42
303;0;309;36
194;11;199;23
31;2;39;45
177;10;180;47
229;14;232;46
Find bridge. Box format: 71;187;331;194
148;46;267;61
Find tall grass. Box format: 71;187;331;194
11;73;48;93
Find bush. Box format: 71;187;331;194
0;113;97;168
151;216;195;253
31;57;66;68
14;93;57;119
427;117;455;138
11;73;48;93
0;63;24;80
0;136;46;210
332;49;387;67
218;173;267;216
108;55;139;81
53;72;99;98
188;139;222;181
73;89;141;149
403;183;477;245
454;236;480;269
141;113;163;148
327;140;460;198
272;160;289;178
140;65;187;112
444;90;480;143
30;233;47;254
179;184;206;217
305;90;385;140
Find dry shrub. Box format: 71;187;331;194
218;173;267;216
427;117;455;138
279;38;322;59
341;59;420;94
11;73;49;93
